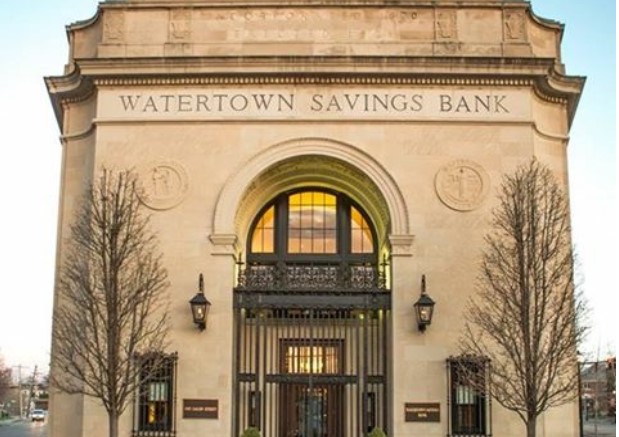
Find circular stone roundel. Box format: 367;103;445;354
434;159;490;211
137;161;189;210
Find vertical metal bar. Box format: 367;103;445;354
362;309;369;436
447;359;452;436
308;308;314;437
383;309;389;435
356;311;362;437
372;309;378;432
347;310;353;437
334;312;341;437
267;315;272;437
245;309;251;433
234;306;242;436
247;309;253;434
254;308;261;433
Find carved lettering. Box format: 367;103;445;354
494;95;509;113
119;95;141;111
439;94;509;113
111;91;516;119
143;96;158;112
309;93;425;112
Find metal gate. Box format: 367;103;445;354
234;263;391;437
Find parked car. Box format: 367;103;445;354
31;409;46;422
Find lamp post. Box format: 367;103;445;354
189;274;211;331
414;274;435;332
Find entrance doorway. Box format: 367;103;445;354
233;294;389;437
281;385;343;437
280;342;344;437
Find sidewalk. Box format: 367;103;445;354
583;416;616;437
0;417;20;426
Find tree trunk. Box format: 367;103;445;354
108;412;119;437
526;415;537;437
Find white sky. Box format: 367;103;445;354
0;0;615;378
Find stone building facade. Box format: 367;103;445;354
46;0;584;436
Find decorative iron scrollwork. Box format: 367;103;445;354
236;262;387;292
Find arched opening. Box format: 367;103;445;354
210;138;412;256
234;187;391;437
248;189;376;261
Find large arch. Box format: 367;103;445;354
210;137;411;254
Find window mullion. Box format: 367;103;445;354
338;195;349;259
278;196;288;261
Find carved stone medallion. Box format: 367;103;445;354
170;9;192;41
436;9;457;40
504;11;525;40
103;11;125;42
435;160;489;211
138;161;189;210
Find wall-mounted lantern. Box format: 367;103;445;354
189;273;211;331
414;274;435;332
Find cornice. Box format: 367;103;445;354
67;8;101;31
45;68;96;129
76;55;561;72
526;2;564;41
537;69;585;127
46;57;585;129
93;74;536;87
104;0;528;7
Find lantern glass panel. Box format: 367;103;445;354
418;306;433;323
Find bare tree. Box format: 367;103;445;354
52;169;170;437
0;355;12;404
460;159;588;437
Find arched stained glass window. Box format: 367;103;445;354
248;189;376;261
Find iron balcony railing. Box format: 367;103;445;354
236;262;388;293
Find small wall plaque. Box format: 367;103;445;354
183;399;219;419
404;402;440;422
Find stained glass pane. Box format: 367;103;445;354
351;208;362;229
290;193;301;206
300;206;312;227
260;229;273;252
289;229;300;253
251;230;264;252
350;206;373;253
288;191;337;254
251;206;275;253
352;229;362;253
299;229;312;252
289;206;301;229
262;205;274;227
324;229;336;253
324;205;336;228
313;231;325;253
